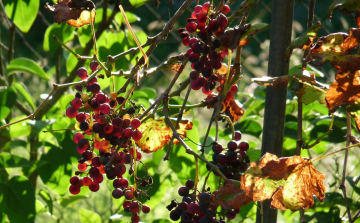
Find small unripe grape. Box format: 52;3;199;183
132;130;142;141
220;5;230;14
77;67;88;80
66;106;78;118
82;176;92;186
131;118;141;129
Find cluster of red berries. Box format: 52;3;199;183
167;179;237;222
67;62;151;222
207;131;250;180
178;2;232;96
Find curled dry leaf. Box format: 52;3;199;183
221;24;251;50
325;70;360;112
45;0;96;27
241;153;325;211
210;153;325;211
305;28;360;74
210;179;252;210
285;22;321;59
327;0;360;20
135;118;193;153
222;100;244;122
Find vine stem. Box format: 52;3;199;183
297;1;316;222
162;98;228;180
164;83;192;160
340;109;352;223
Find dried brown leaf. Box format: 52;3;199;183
222;100;245;122
325;70;360;112
210;179;252;210
45;0;95;27
240;153;325;211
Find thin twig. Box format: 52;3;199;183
56;48;61;84
339;109;353;223
298;1;316;221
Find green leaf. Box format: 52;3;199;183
114;11;140;26
0;176;35;223
129;0;149;7
60;195;89;208
44;23;75;55
27;119;55;136
38;132;78;195
79;208;102;223
94;8;112;24
0;153;33;169
3;0;39;33
8;115;31;138
0;86;17;120
7;58;49;80
11;82;36;111
285;22;321;59
327;0;360;19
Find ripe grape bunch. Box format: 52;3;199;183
167;180;239;223
179;2;235;96
208;130;250;180
67;62;151;222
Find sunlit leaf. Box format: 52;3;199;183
135;118;193;153
295;86;325;105
0;86;17;120
285;22;321;58
79;208;101;223
11;82;36;111
7;58;50;80
3;0;39;33
241;153;325;211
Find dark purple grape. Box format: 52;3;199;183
199;192;211;204
216;153;227;164
239;141;249;151
188;52;200;63
112;188;123;198
227;140;237;151
79;121;89;131
185;179;195;189
89;60;98;71
177;202;188;212
200;217;211;223
212;143;223;154
170;210;181;221
227;151;237;162
234;131;242;141
226;209;236;220
178;186;189;196
187;202;199;215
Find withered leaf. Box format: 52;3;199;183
171;64;182;72
325;70;360;112
327;0;360;20
285;22;321;59
305;28;360;74
295;86;326;105
221;24;251;50
347;104;360;131
241;153;326;211
45;0;96;27
135;118;193;153
222;100;245;122
210;179;252;210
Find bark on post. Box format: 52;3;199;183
256;0;294;222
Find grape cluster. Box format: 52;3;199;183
67;62;151;222
167;180;238;222
207;131;250;180
179;2;232;95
